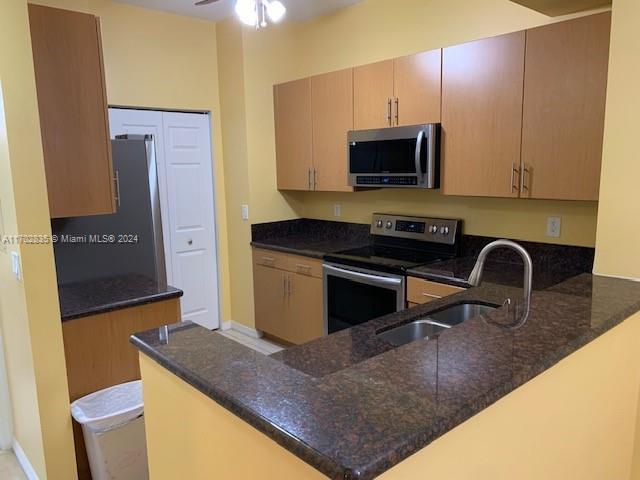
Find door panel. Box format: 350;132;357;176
521;12;610;201
29;5;115;218
287;274;323;345
311;69;354;192
253;265;287;340
109;108;220;330
274;78;313;190
354;60;394;130
394;50;442;126
163;112;220;329
442;31;525;198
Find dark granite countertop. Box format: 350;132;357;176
130;273;640;480
59;274;183;321
407;257;585;290
251;218;371;259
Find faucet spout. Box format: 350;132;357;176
468;240;532;328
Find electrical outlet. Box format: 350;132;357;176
11;251;22;281
241;204;249;221
546;216;562;238
333;204;342;218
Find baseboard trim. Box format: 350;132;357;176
221;321;263;339
593;272;640;282
12;439;39;480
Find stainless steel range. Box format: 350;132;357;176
323;214;461;335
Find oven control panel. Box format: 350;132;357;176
371;214;460;245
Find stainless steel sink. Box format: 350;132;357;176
428;302;497;327
377;320;449;347
377;302;498;347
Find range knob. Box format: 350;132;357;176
429;225;438;234
440;226;450;235
385;221;393;229
376;220;383;228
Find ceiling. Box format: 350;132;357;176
113;0;363;23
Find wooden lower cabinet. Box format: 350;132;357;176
62;298;181;480
407;277;465;305
253;249;323;345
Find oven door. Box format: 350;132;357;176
323;263;405;335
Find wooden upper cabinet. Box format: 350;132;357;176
28;5;115;218
354;60;394;130
442;31;526;198
311;69;354;192
521;12;611;201
274;78;313;190
394;50;442;125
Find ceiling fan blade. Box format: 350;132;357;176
194;0;221;5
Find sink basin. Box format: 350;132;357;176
377;320;448;347
377;302;499;347
428;302;498;327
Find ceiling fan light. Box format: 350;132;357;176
235;0;258;26
266;0;286;23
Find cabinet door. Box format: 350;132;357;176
287;273;324;345
274;78;313;190
28;5;115;218
353;60;394;130
521;12;611;201
311;69;354;192
442;32;526;198
253;264;288;339
394;50;442;126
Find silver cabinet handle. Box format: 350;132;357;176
511;162;520;194
521;163;530;193
313;168;317;190
282;275;287;299
415;129;426;180
114;170;121;208
308;168;312;190
387;98;392;126
287;275;292;295
421;292;442;299
395;97;399;126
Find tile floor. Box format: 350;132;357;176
0;450;26;480
219;329;284;355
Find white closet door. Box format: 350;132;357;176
161;111;220;330
108;108;220;330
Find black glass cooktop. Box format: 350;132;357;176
324;245;447;274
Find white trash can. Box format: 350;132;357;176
71;380;149;480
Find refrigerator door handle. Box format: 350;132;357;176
114;170;121;208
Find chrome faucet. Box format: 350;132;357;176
468;240;533;328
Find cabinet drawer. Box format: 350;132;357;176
253;248;289;270
285;255;323;279
407;277;465;304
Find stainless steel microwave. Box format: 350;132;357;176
347;123;440;188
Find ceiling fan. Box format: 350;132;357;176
195;0;286;29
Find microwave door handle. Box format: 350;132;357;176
324;265;402;287
415;129;426;181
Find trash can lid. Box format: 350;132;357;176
71;380;143;432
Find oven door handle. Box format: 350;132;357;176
324;264;403;287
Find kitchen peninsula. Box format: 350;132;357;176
131;272;640;479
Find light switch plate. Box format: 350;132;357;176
241;204;249;221
333;204;342;218
11;251;22;281
547;216;562;238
